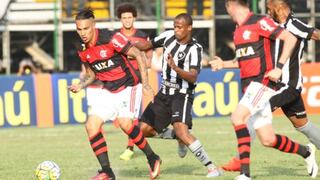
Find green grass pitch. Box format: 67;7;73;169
0;115;319;180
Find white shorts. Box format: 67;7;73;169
239;82;276;129
86;84;142;122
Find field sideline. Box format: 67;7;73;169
0;115;319;180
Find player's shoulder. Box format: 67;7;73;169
245;14;268;25
96;28;115;45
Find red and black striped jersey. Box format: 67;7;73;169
116;28;150;82
234;12;283;91
77;28;140;92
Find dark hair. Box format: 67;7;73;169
75;8;95;20
271;0;291;9
175;13;193;26
116;3;137;19
225;0;249;6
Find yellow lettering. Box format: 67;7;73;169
58;79;69;123
70;79;87;123
216;72;239;115
0;97;4;126
193;82;215;117
5;91;30;126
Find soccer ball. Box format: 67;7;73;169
35;161;61;180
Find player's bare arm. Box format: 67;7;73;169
126;46;155;99
265;29;297;82
209;56;239;71
134;40;153;51
68;63;95;93
167;53;198;83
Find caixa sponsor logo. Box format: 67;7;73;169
236;46;255;58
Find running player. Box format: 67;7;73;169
115;3;153;161
210;0;318;179
69;8;161;180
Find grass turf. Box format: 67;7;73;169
0;115;319;180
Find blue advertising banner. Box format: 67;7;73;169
193;68;241;117
0;75;37;127
51;73;87;125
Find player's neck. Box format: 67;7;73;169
121;27;135;36
87;29;97;47
236;8;251;26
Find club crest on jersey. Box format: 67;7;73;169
177;51;186;60
242;30;251;40
93;60;115;70
100;50;107;58
236;46;255;58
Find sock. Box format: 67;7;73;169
126;119;139;150
188;139;217;170
157;128;176;139
272;134;310;158
234;124;251;177
89;130;110;170
297;121;320;149
126;125;155;158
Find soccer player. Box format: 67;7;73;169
221;0;320;173
209;0;318;179
116;3;153;161
68;9;161;180
135;13;223;178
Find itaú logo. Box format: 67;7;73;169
236;46;255;58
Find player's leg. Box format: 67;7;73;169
233;82;276;179
86;115;115;180
171;93;222;178
86;88;115;179
119;84;143;161
281;95;320;149
118;85;162;179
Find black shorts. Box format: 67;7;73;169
270;85;307;119
140;91;193;133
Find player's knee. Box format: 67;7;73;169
231;112;244;126
85;119;101;136
260;136;276;147
290;116;308;128
139;122;157;137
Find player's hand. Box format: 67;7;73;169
166;53;177;70
68;84;82;93
142;84;155;103
265;68;282;82
209;56;224;71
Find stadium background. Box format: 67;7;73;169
0;0;319;128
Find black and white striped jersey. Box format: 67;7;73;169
274;13;315;91
151;30;202;95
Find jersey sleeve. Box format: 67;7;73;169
151;30;174;48
287;18;315;40
111;32;132;54
257;17;283;40
189;45;202;73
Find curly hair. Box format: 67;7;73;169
116;3;137;19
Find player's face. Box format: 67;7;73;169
76;18;95;44
225;2;236;22
120;12;135;29
174;18;191;42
